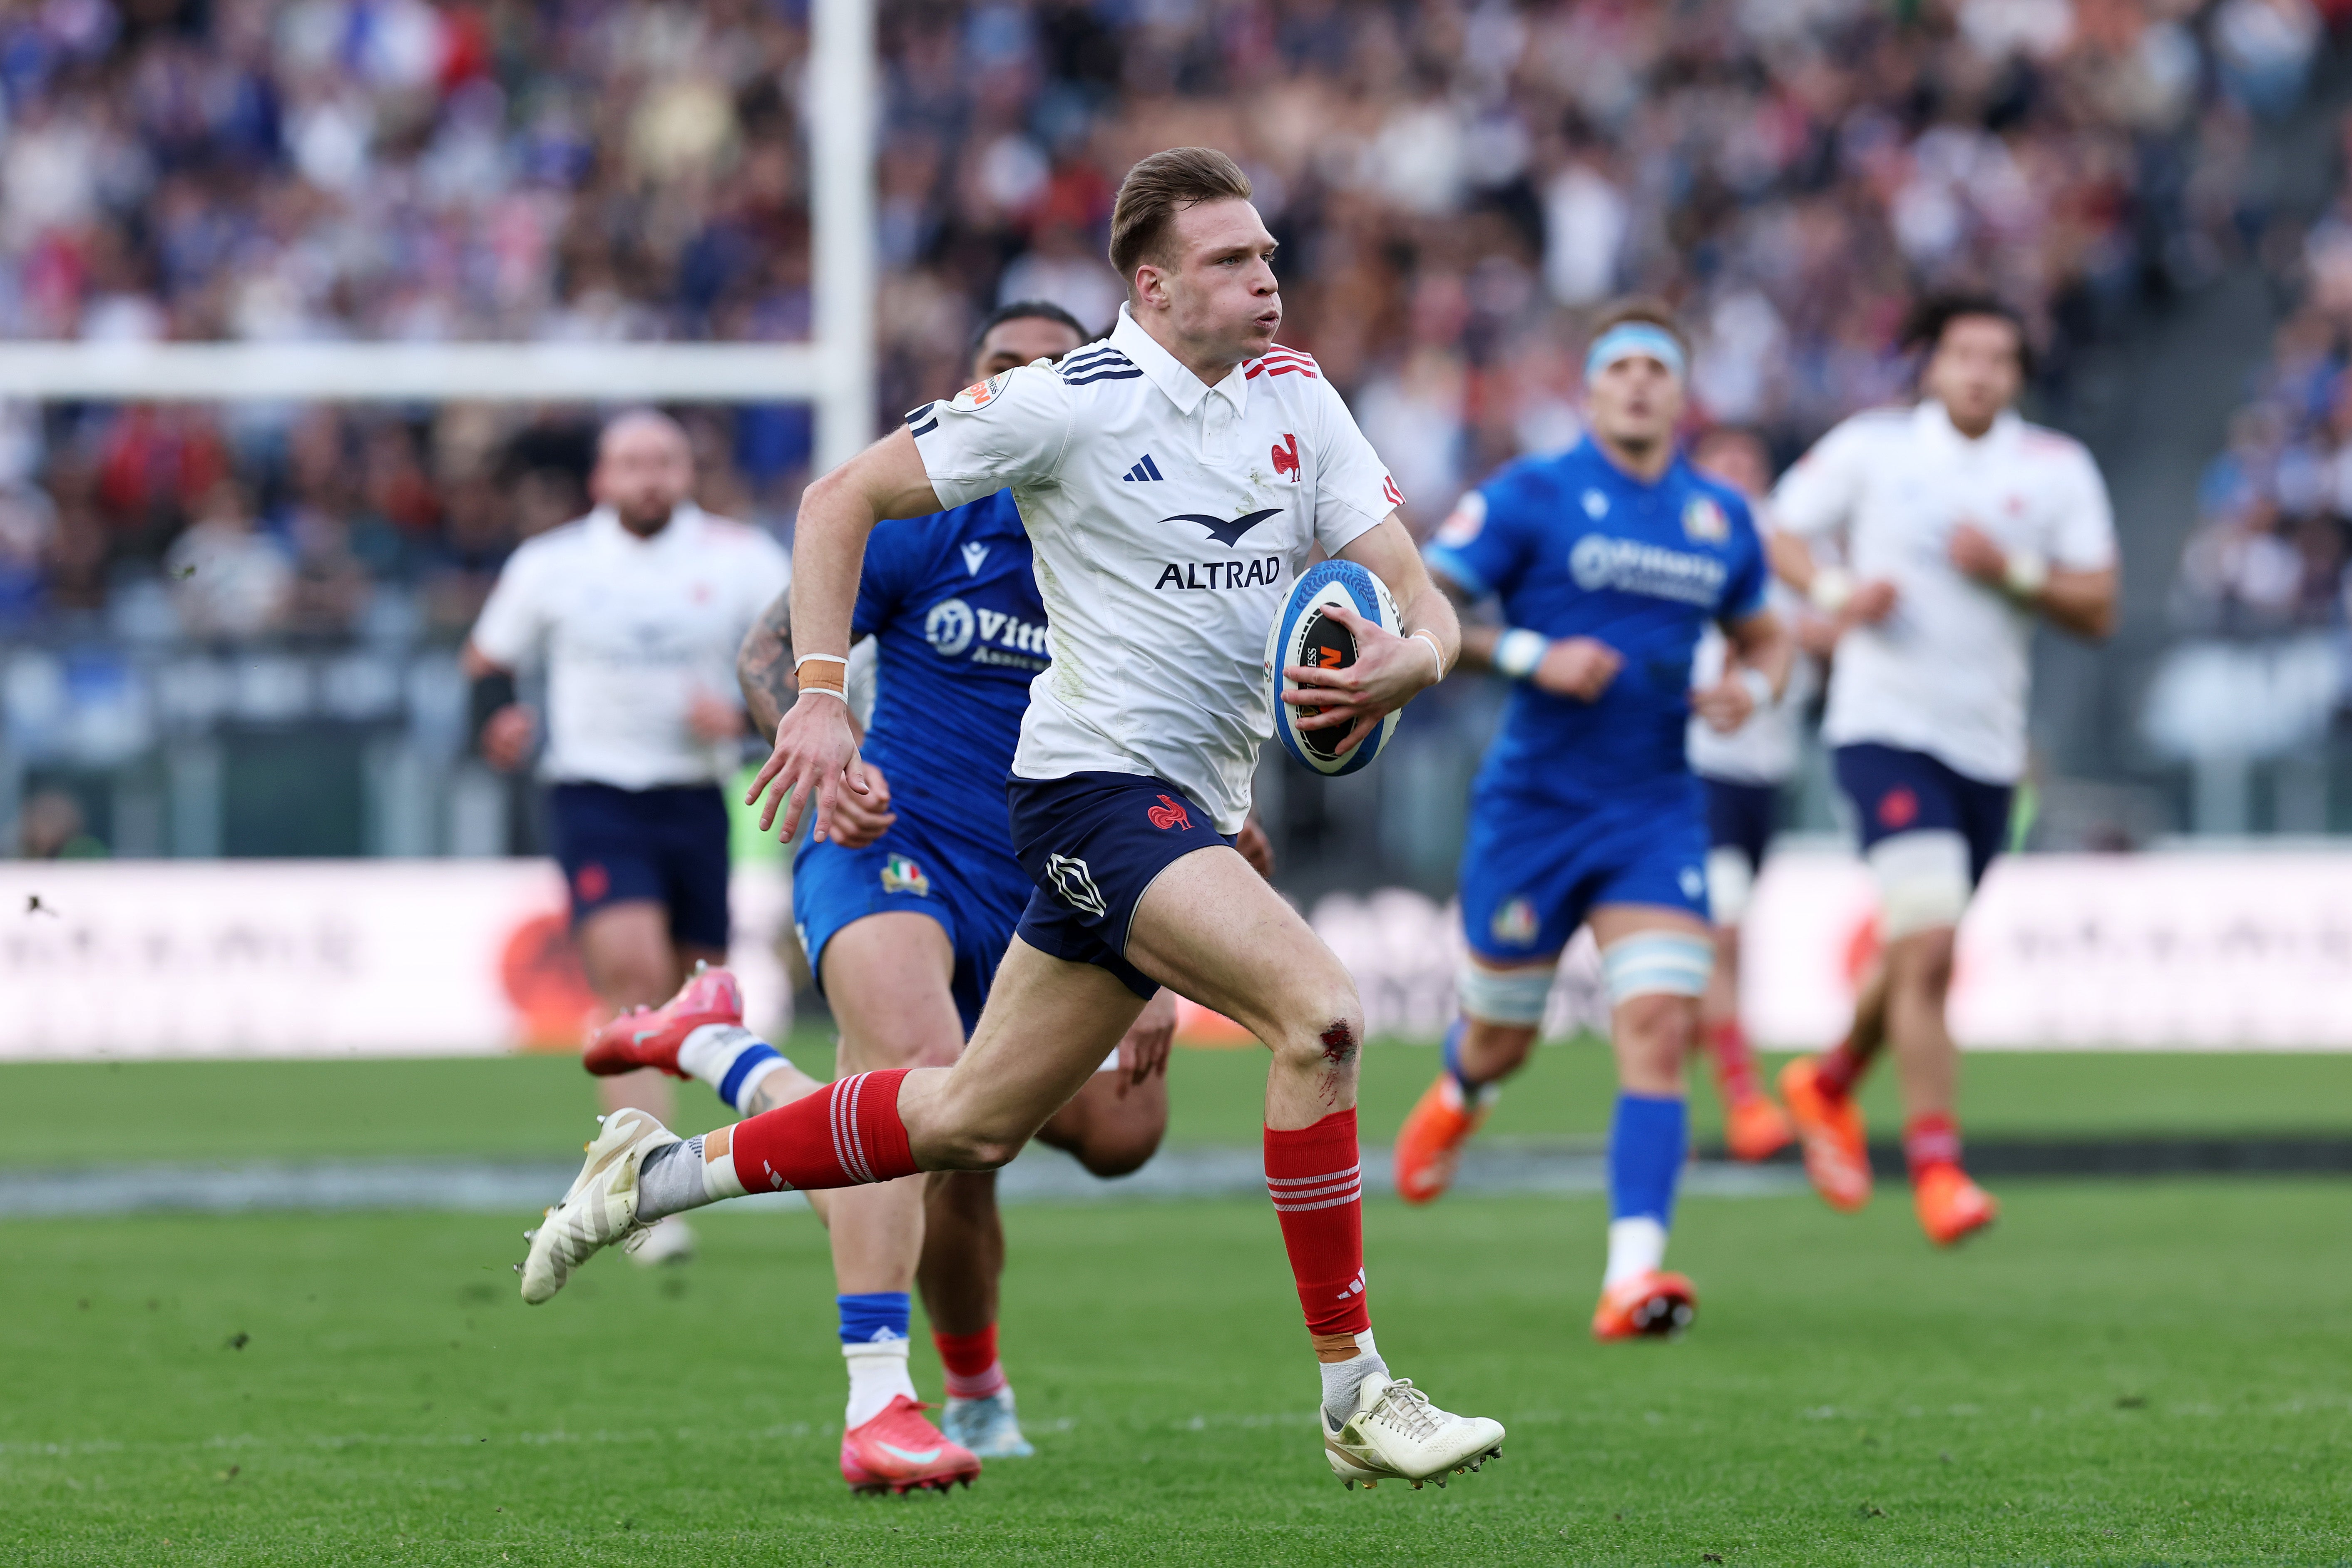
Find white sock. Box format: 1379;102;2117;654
1604;1216;1668;1288
844;1338;920;1430
1318;1329;1387;1428
678;1024;789;1113
636;1133;744;1220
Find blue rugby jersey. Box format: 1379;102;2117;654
1425;439;1768;806
837;490;1044;872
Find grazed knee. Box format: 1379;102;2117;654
1270;991;1366;1081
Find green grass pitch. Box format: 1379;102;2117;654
5;1047;2351;1563
4;1181;2349;1566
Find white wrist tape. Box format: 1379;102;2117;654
2003;549;2050;598
797;686;849;705
1494;628;1549;680
1808;567;1855;615
1409;628;1447;681
1738;666;1773;709
795;651;849;701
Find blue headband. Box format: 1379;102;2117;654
1586;323;1686;382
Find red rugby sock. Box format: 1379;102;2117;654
1904;1113;1962;1182
934;1325;1008;1401
727;1069;917;1193
1265;1110;1371;1341
1705;1017;1761;1103
1814;1038;1867;1100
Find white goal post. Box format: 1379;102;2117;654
0;0;878;471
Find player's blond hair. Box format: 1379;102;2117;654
1109;147;1254;286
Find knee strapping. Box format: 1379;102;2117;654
1599;931;1713;1004
1455;961;1555;1025
1867;829;1971;939
1704;846;1754;927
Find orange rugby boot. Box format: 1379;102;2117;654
1722;1093;1795;1163
1913;1164;1999;1247
1591;1270;1697;1341
1778;1056;1872;1212
840;1395;981;1495
1394;1075;1490;1205
582;964;743;1078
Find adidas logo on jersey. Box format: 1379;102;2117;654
1122;454;1166;483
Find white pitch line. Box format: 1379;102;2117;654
0;1143;1808;1217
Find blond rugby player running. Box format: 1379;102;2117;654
515;148;1504;1492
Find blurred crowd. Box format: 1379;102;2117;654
2174;109;2352;637
0;0;2336;642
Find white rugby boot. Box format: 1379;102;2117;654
1323;1374;1504;1491
942;1390;1036;1458
517;1108;680;1305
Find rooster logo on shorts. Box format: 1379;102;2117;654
1146;794;1192;831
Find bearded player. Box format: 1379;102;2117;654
464;411;788;1266
518;148;1504;1493
1766;293;2117;1245
1394;299;1793;1341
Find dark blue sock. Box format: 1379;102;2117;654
1441;1019;1481;1093
837;1291;911;1346
1608;1093;1688;1225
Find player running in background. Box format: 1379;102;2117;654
587;302;1260;1493
1683;426;1822;1162
519;147;1505;1494
1396;300;1794;1341
1765;293;2117;1245
464;411;787;1265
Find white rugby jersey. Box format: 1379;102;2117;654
1686;581;1820;786
1771;401;2115;784
908;303;1400;832
470;504;790;789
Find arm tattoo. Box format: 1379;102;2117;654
737;591;795;741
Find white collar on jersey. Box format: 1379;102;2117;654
1110;303;1250;418
584;501;706;546
1914;399;2021;452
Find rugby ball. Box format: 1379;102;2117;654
1264;559;1403;776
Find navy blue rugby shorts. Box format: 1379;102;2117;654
1005;771;1234;999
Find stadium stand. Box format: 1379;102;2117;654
2146;95;2352;831
0;0;2337;859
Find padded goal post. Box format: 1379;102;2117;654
0;0;878;472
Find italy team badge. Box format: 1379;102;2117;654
1682;495;1729;543
1489;896;1539;948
